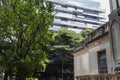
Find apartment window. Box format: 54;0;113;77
97;50;108;74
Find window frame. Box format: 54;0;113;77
97;49;108;74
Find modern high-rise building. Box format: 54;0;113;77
48;0;107;31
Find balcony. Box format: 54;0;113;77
83;13;106;19
54;7;83;14
81;5;106;13
54;7;73;14
73;9;83;13
55;15;105;25
84;19;105;25
76;74;120;80
53;20;86;29
48;0;105;13
54;7;105;19
48;0;67;5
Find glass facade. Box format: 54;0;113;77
71;0;100;8
48;0;106;31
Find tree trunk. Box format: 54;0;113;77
61;59;64;80
16;69;26;80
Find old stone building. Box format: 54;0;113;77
73;0;120;80
73;23;116;80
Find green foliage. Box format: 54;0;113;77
26;78;38;80
58;28;83;42
45;28;79;80
0;0;54;80
79;28;93;39
45;28;93;80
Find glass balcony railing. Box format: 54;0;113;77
83;13;106;19
73;9;83;13
84;19;105;24
49;0;105;13
54;6;105;19
53;20;86;29
53;20;102;29
67;3;105;13
54;7;73;13
55;15;104;25
54;7;83;14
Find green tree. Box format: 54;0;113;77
79;28;93;39
0;0;54;80
44;28;93;80
44;28;80;80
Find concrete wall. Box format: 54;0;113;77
74;52;90;77
73;35;114;80
89;41;113;74
110;21;120;66
109;0;120;12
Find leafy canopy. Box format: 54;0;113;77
44;28;93;80
0;0;54;79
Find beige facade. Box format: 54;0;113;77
73;23;115;80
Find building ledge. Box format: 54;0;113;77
74;22;109;53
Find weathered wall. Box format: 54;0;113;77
89;41;113;74
74;52;90;76
73;35;114;80
109;0;120;12
109;21;120;66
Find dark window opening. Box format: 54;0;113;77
74;7;77;10
61;18;68;22
97;50;108;74
61;5;68;8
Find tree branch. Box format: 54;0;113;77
12;0;26;52
25;22;44;57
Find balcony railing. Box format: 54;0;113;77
48;0;105;13
55;15;104;25
53;20;86;29
54;7;83;14
76;74;120;80
83;13;106;19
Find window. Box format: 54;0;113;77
97;50;108;74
